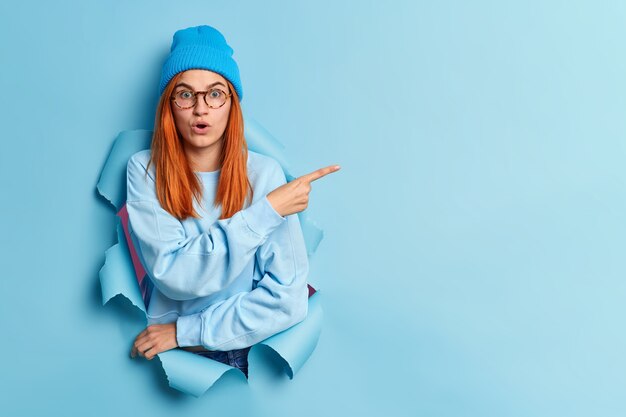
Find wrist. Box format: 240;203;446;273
266;193;284;217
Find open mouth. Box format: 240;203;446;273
192;122;210;134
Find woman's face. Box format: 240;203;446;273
171;69;232;155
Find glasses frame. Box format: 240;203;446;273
170;88;232;109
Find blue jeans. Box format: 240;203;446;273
194;346;251;378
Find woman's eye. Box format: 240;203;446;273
179;91;193;99
209;90;222;99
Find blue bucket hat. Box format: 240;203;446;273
158;25;243;101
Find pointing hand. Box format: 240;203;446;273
266;165;341;217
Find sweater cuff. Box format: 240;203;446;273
176;313;203;347
241;196;285;237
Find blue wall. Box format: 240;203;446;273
1;1;625;416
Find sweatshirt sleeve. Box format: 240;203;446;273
126;153;286;301
175;164;310;351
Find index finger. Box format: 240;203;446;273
299;165;341;184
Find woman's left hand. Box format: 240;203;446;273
130;323;178;360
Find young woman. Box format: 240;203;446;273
126;25;339;378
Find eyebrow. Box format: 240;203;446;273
174;81;227;90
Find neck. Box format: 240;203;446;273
183;140;223;172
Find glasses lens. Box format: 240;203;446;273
206;89;227;108
174;90;195;108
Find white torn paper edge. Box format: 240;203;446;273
97;120;324;396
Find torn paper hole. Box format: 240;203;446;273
97;120;324;396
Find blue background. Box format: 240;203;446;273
1;1;625;416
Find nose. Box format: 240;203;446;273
193;93;209;115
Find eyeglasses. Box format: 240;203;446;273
171;88;232;109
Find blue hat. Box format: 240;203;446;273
159;25;243;101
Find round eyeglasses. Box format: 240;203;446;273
171;88;232;109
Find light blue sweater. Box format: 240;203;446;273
126;149;309;351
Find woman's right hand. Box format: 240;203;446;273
266;165;341;217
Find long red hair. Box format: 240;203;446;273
147;72;252;220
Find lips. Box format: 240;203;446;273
192;121;210;134
193;121;209;128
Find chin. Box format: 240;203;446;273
186;135;221;149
